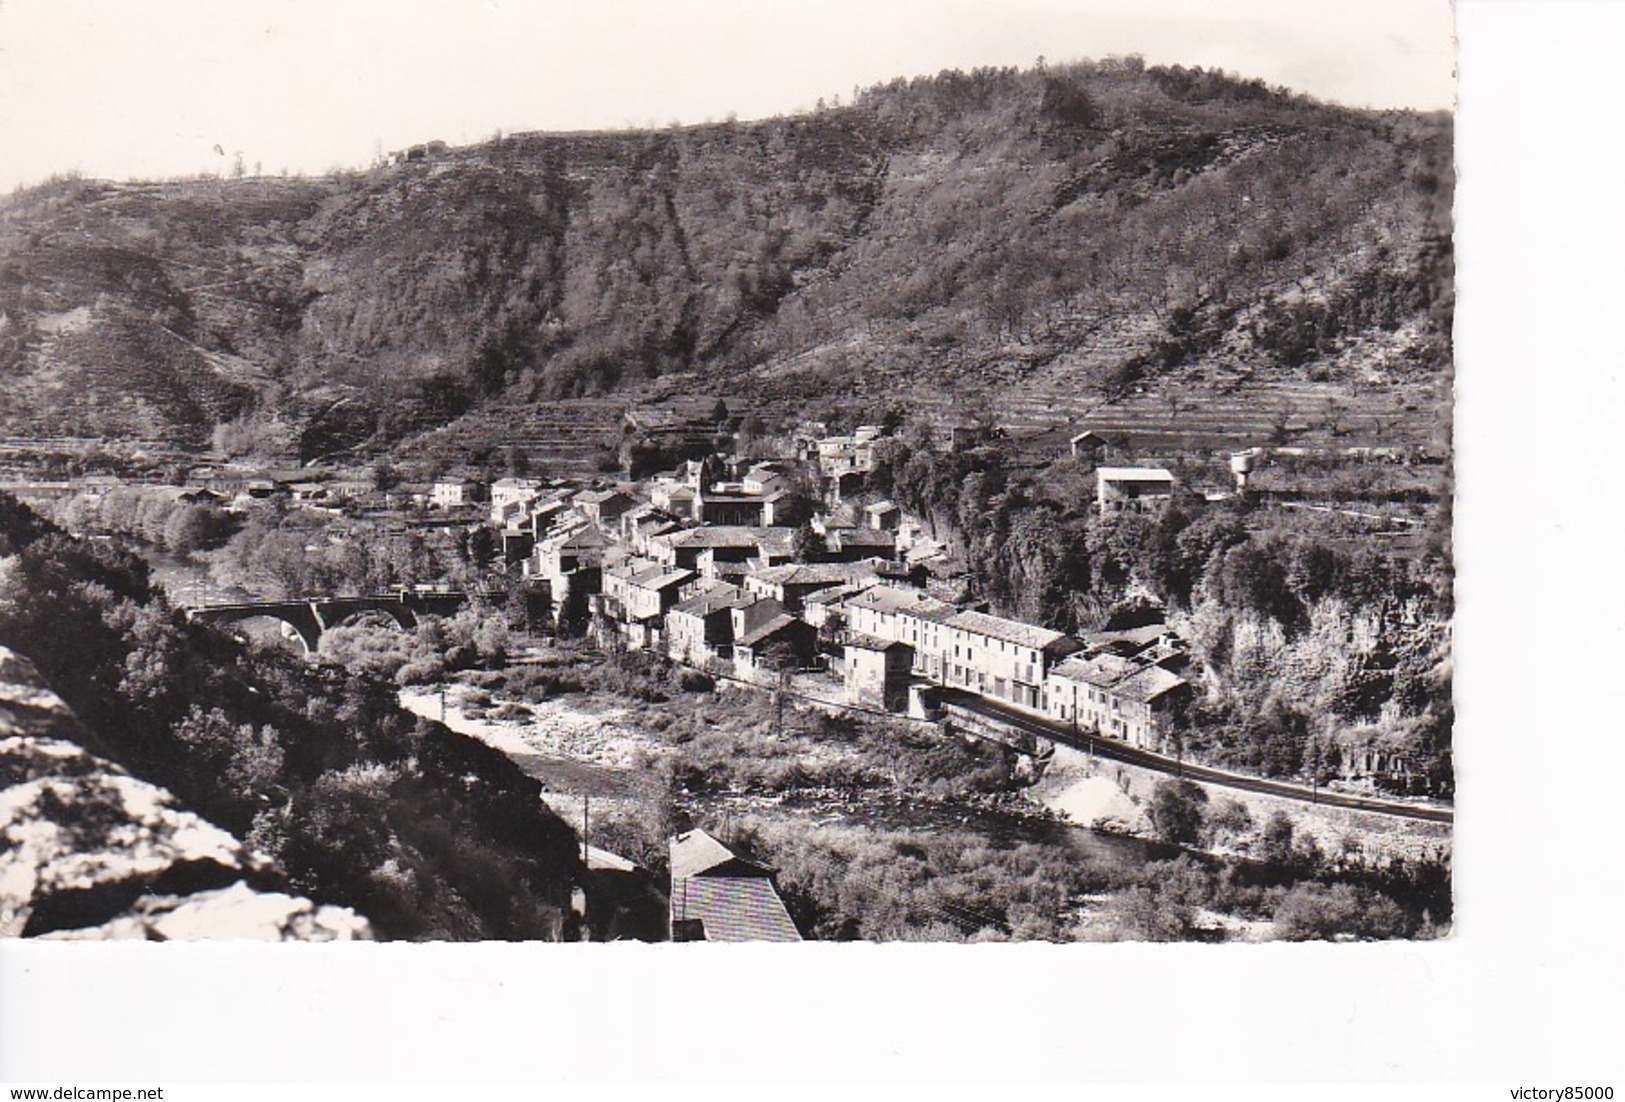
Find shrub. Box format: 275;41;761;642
1271;882;1409;941
1147;779;1208;845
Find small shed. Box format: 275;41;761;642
1070;430;1107;459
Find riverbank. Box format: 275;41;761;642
1032;744;1452;866
398;681;663;827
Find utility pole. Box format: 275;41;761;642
582;794;590;863
439;684;447;724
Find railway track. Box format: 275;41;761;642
941;690;1453;825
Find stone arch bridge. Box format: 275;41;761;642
183;591;473;653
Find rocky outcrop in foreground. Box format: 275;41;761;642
0;645;369;940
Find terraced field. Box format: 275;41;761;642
390;388;760;478
393;398;628;478
1001;377;1450;456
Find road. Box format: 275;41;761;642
940;691;1454;825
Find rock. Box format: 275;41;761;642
0;645;372;940
40;881;370;942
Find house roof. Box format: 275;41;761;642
610;559;695;591
842;584;944;617
1051;652;1138;688
670;828;747;878
575;488;633;506
750;561;893;587
946;609;1073;651
670;584;754;618
1086;623;1171;651
540;523;609;552
829;528;896;549
664;525;796;549
844;632;910;652
671;877;802;942
803;581;878;607
1097;466;1175;483
736;613;806;649
1112;665;1189;704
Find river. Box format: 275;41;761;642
400;676;1169;874
136;542;263;606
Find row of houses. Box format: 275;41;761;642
832;584;1193;750
588;527;1191;751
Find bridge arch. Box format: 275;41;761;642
312;600;419;637
187;604;323;654
185;591;471;655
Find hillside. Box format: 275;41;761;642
0;492;584;939
0;645;371;939
0;58;1452;462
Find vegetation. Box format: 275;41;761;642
0;491;581;939
50;487;239;556
866;431;1452;796
205;502;475;598
0;60;1448;457
450;643;1447;942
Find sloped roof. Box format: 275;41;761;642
946;609;1073;651
750;561;892;587
671;877;802;942
575;487;633;506
670;828;745;879
670;584;753;618
666;525;796;549
1051;652;1139;689
843;584;945;617
736;613;807;649
1086;623;1171;652
541;523;609;551
1112;665;1190;704
1097;466;1175;483
803;581;878;607
831;528;895;547
612;560;695;591
844;632;910;652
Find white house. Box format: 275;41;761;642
1096;467;1175;515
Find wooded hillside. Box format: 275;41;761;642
0;58;1451;460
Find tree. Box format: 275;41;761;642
467;526;498;570
1205;797;1253;845
735;412;767;454
792;523;827;563
1209;538;1301;627
1147;778;1207;846
1261;810;1295;864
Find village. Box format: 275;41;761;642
428;417;1200;754
0;397;1444;796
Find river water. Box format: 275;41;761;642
403;677;1167;875
136;542;262;605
